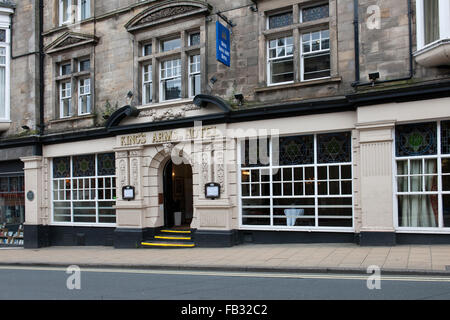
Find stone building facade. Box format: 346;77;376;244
0;0;41;246
10;0;450;248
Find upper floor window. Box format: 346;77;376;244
300;3;329;23
0;27;10;122
160;58;182;101
268;10;293;29
416;0;450;50
264;2;333;86
301;30;330;81
56;58;92;118
267;36;294;85
59;0;91;26
138;29;202;104
161;37;181;52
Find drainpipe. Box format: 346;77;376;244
351;0;414;88
353;0;360;85
35;0;44;156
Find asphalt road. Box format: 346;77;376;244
0;266;449;301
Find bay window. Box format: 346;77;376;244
416;0;450;50
239;132;353;229
0;26;10;124
52;153;116;225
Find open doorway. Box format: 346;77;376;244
163;160;193;229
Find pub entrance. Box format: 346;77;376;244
162;160;193;229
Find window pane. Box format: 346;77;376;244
270;57;294;84
303;53;330;80
395;122;437;157
0;30;6;43
161;38;181;52
424;0;439;45
398;195;438;227
275;135;314;165
441;121;450;154
268;11;293;29
443;195;450;227
61;63;71;75
79;95;91;114
189;32;200;46
80;0;90;20
242;138;270;167
190;74;201;97
79;59;90;72
162;78;181;100
73;155;95;177
143;43;152;56
97;153;115;176
317;132;351;164
302;4;329;22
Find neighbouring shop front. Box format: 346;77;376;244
0;160;25;246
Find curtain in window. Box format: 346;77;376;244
0;66;5;119
399;160;438;227
424;0;439;45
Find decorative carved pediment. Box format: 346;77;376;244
45;32;99;54
125;0;211;32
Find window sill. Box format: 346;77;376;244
0;121;11;132
255;76;341;93
414;38;450;67
50;114;95;124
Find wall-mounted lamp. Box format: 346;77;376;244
21;125;30;131
210;76;217;85
127;91;133;98
234;93;244;106
368;72;380;86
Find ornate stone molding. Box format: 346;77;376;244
138;104;201;121
125;1;211;32
45;32;99;54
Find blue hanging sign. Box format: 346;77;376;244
216;21;231;67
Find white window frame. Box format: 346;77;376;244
188;55;201;98
51;154;117;227
300;29;331;82
59;81;72;118
0;27;10;122
78;77;91;115
142;64;152;104
416;0;450;51
77;0;91;21
267;35;294;86
238;133;354;232
394;120;450;233
159;58;182;102
59;0;73;26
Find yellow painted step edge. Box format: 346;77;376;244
141;242;195;247
160;230;191;234
154;236;191;240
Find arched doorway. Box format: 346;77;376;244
162;160;193;229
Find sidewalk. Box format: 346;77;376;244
1;243;450;276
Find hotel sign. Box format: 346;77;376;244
119;126;218;147
216;21;230;67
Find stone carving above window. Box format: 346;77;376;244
45;32;99;54
125;1;211;32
